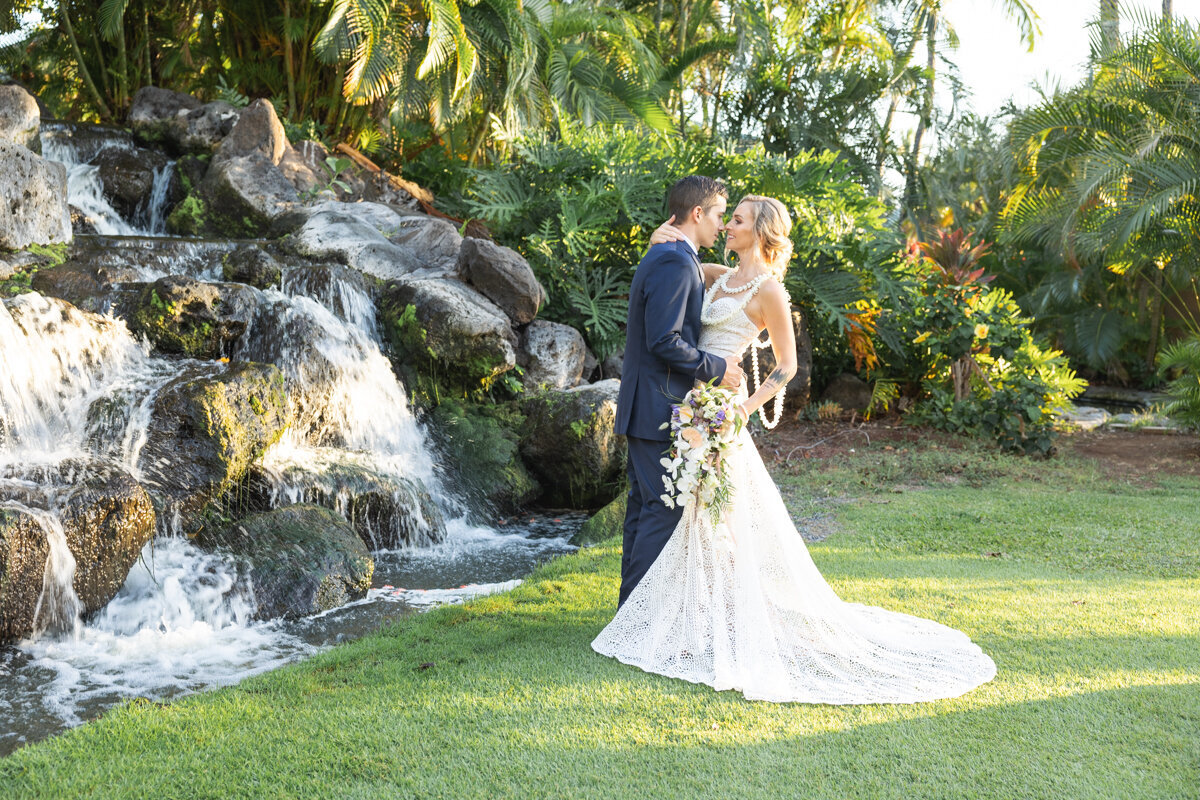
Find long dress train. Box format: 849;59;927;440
592;280;997;704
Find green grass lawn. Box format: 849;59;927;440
2;436;1197;799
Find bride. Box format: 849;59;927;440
592;194;997;704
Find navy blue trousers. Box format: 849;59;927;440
619;435;685;606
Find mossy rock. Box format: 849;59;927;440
519;380;624;509
427;397;541;512
165;193;208;237
139;361;288;534
379;279;517;393
129;275;259;359
572;492;626;547
198;504;373;620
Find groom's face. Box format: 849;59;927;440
695;196;728;249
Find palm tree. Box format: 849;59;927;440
1004;15;1200;372
900;0;1040;236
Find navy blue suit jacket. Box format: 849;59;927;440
616;241;727;441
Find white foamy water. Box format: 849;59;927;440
16;537;311;726
0;294;170;465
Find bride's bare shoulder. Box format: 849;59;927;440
701;263;731;287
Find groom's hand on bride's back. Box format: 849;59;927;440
720;358;744;389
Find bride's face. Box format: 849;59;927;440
724;202;758;258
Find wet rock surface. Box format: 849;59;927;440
129;275;260;358
520;379;624;508
0;461;155;642
198;504;373;620
139;362;287;533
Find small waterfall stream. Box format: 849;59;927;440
0;125;581;754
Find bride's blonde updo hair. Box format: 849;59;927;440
735;195;793;282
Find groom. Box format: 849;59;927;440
615;175;742;606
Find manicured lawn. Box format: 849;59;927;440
2;436;1197;799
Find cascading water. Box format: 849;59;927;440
0;125;581;755
40;121;175;238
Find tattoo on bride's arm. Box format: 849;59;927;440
760;365;797;396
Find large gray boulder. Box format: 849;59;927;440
0;141;71;250
287;205;422;280
0;84;40;150
31;261;138;315
457;237;545;324
519;320;588;391
820;372;872;411
198;505;373;620
382;277;517;383
128;275;260;359
215;98;288;165
200;153;299;236
139;362;288;534
130;87;238;154
387;215;463;275
222;246;283;289
0;461;156;642
520;379;624;508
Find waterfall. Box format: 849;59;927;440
39;121;171;239
0;294;161;460
26;507;83;639
143;164;174;236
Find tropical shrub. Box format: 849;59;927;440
899;231;1084;455
1157;335;1200;429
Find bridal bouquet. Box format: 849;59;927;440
659;381;745;526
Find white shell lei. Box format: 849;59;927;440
701;270;785;429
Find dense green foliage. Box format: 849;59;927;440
1;439;1196;797
466;127;898;368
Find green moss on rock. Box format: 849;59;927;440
572;493;626;547
428;397;541;511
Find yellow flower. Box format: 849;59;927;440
913;331;931;344
974;323;989;339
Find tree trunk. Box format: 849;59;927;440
1100;0;1120;56
284;0;297;116
1163;0;1173;21
678;0;689;132
1147;268;1165;372
61;4;114;120
904;8;937;236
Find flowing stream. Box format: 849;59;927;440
0;128;581;755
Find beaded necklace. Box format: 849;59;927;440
701;269;785;429
700;269;770;325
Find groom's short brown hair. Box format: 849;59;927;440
668;175;727;223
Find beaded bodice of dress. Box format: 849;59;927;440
698;272;767;359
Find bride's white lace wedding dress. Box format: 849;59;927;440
592;278;997;704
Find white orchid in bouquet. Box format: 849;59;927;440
658;380;745;527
